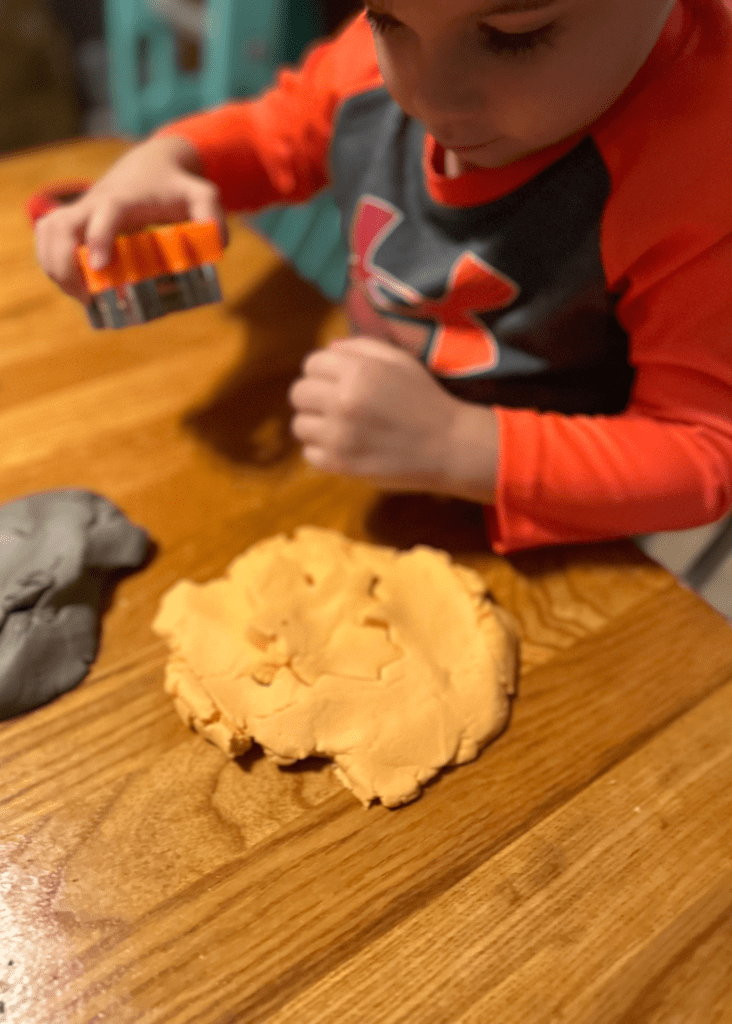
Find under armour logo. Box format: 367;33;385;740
348;196;520;376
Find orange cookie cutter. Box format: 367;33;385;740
28;182;225;329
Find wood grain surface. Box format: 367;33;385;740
0;140;731;1024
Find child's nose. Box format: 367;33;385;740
410;57;487;130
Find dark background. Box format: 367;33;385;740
1;0;363;154
46;0;362;46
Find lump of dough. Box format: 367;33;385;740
0;489;152;720
152;526;518;808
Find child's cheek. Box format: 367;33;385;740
370;36;417;117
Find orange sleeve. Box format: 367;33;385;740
488;235;732;553
488;0;732;553
154;14;380;213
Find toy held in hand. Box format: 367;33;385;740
28;182;224;329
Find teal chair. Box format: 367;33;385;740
102;0;348;301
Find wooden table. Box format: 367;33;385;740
1;139;731;1024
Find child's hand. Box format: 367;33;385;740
33;134;226;305
288;336;498;502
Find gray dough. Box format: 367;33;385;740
0;489;151;720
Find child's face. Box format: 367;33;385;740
364;0;675;168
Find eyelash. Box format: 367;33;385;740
364;8;557;57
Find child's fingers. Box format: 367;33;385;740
35;208;90;303
84;179;227;267
185;179;229;247
290;411;325;445
51;251;89;305
47;235;89;303
288;375;334;415
84;199;125;270
33;214;53;276
300;347;345;381
328;336;412;366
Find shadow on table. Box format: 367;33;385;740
504;534;656;578
181;262;654;579
368;492;652;584
183;263;336;466
365;493;491;555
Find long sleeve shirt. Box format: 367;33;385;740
157;0;732;552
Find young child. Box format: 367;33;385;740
34;0;732;553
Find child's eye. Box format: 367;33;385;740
364;9;401;35
478;23;558;57
365;9;558;59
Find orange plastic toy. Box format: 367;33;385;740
28;183;225;329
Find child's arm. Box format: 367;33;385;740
289;330;731;554
34;14;374;305
33;134;225;303
481;230;732;553
153;15;380;214
289;238;732;554
487;391;732;554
